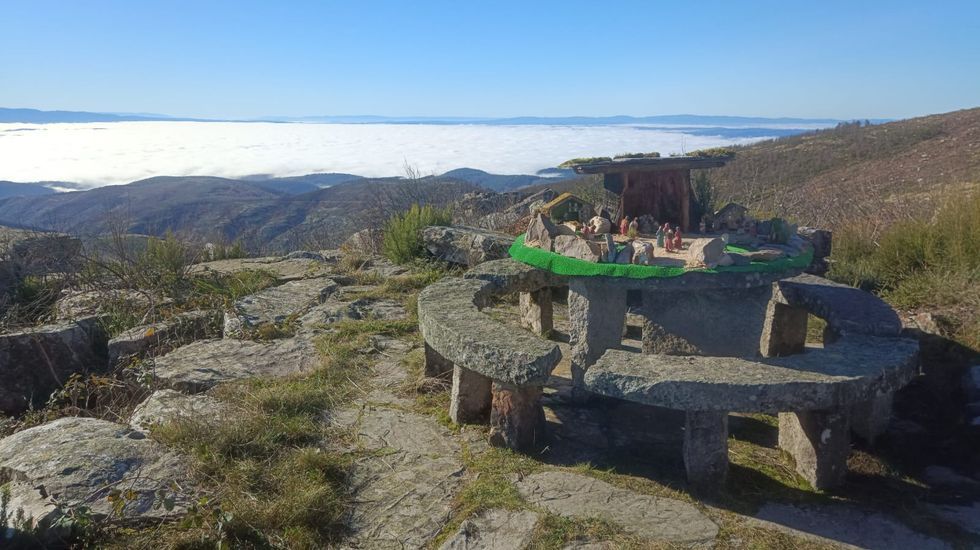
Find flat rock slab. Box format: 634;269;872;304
515;471;717;544
129;389;233;431
298;298;408;334
190;256;336;281
333;406;465;549
0;417;189;532
439;508;540;550
153;337;319;393
224;277;337;336
752;502;951;550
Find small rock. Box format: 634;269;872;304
614;243;633;264
342;228;382;255
686;237;725;268
439;508;539;550
553;235;602;262
526;213;568;251
743;248;786;262
130;389;232;432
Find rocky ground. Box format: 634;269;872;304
1;250;978;549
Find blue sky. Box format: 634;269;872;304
2;0;978;120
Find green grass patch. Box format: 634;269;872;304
143;315;386;548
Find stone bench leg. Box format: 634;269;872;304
760;301;809;357
489;382;545;451
779;410;850;490
850;392;893;444
449;366;492;424
683;411;729;490
520;288;553;337
568;279;627;401
424;342;453;380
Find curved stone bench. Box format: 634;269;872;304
773;273;902;339
581;273;917;491
465;258;568;337
587;335;918;413
418;276;562;450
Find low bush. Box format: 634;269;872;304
830;192;980;347
381;204;452;264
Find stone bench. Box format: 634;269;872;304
465;258;568;338
417;275;562;450
582;270;918;491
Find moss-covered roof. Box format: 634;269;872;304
539;192;590;214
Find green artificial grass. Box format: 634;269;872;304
508;234;812;279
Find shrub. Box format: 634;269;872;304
381;204;452;264
830;192;980;348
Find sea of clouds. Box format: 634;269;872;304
0;121;790;188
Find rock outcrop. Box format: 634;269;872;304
0;316;108;414
0;417;189;538
108;309;222;366
422;225;514;266
129;389;233;432
0;226;80;307
223;277;337;337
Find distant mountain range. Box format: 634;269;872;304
1;107;859;127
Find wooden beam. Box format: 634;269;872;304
681;170;691;232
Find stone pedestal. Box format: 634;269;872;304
760;301;809;357
778;410;850;490
449;366;493;424
519;288;553;337
489;382;545;451
424;342;454;379
568;279;627;400
683;411;729;490
641;287;772;357
850;392;893;444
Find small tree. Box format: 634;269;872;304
691;171;716;226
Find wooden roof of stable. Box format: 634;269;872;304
572;156;732;174
539;192;590;213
